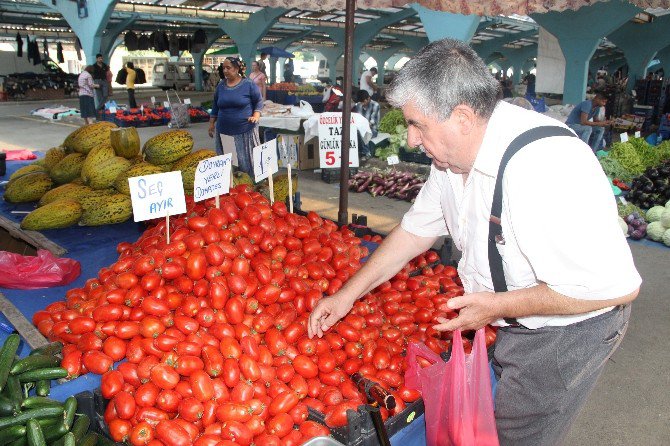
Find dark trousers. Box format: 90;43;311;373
127;89;137;108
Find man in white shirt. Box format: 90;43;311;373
359;67;378;98
308;39;640;445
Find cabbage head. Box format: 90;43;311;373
664;229;670;247
661;209;670;229
647;221;666;241
646;206;666;222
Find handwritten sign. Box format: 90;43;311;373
128;171;186;222
620;132;629;143
634;131;641;138
184;98;191;105
387;155;400;165
109;106;117;114
163;101;170;109
318;112;359;168
151;96;156;104
253;139;279;183
278;134;299;167
193;154;232;202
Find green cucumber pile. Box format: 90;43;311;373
0;335;104;446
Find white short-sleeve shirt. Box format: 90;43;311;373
401;101;641;329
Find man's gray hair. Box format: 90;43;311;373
387;39;500;120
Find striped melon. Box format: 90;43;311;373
79;193;133;226
142;130;193;165
9;164;47;181
4;172;53;203
86;156;132;190
50;153;86;184
43;146;67;171
81;144;115;183
39;183;94;207
110;127;141;159
114;162;165;195
21;200;82;230
63;121;117;154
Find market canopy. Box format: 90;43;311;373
259;46;295;58
251;0;670;15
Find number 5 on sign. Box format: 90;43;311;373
253;139;279;183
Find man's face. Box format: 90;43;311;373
96;56;103;64
361;98;370;107
595;97;607;107
403;102;476;174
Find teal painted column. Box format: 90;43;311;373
386;54;407;71
318;46;344;84
101;14;136;62
532;0;639;104
269;30;311;84
209;8;286;75
410;3;479;42
473;29;537;63
367;46;403;87
42;0;116;64
608;15;670;91
397;35;428;53
500;45;537;85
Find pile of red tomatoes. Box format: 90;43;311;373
32;185;494;446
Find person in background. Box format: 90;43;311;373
284;59;294;83
353;89;380;159
308;38;640;446
565;93;611;152
249;61;267;100
258;52;268;77
501;79;514;98
92;54;110;110
323;84;343;112
125;62;137;109
208;57;263;177
105;67;113;100
524;71;536;97
78;65;98;125
359;67;378;98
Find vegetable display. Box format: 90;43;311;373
0;336;96;445
349;169;425;202
378;109;406;134
29;188;490;444
627;160;670;210
604;138;670;182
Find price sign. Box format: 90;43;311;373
619;196;628;205
163;101;170;108
151;96;156;104
620;132;629;142
140;105;144;115
253;138;279;183
318;112;359;168
109;106;117;114
387;155;400;165
193;154;232;202
635;131;641;138
184;98;191;105
278;135;299;167
128;171;186;222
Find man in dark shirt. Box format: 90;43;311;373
92;53;110;110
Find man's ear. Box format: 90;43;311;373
451;105;477;135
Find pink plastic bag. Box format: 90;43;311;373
0;250;80;289
405;329;499;446
5;150;37;161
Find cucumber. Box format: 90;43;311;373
70;415;90;442
62;433;75;446
41;422;69;442
26;419;46;446
0;406;64;430
0;425;27;446
11;355;61;375
35;380;50;397
21;396;63;410
22;382;34;399
7;437;27;446
29;343;63;357
77;433;98;446
2;376;22;408
36;418;60;429
16;367;68;383
62;396;77;430
0;335;21;392
93;435;115;446
0;394;17;416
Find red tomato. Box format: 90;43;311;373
108;418;132;442
82;351;113;375
135;382;160;407
215;402;252;423
113;391;137;420
101;370;124;399
266;413;293;438
299;420;330;438
155;420;191;446
268;391;299;416
190;370;214;402
292;355;318;379
150;364;180;389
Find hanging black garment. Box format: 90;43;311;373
57;42;64;63
192;29;207;53
125;31;138;51
16;33;23;57
168;33;179;57
138;34;151;51
32;40;41;65
75;37;82;61
43;39;49;59
153;32;168;52
178;37;189;52
26;38;34;63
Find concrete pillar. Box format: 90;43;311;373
268;30;311;84
101;15;137;62
608;15;670;91
318;46;343;84
209;8;286;75
532;0;640;104
473;29;537;64
397;35;428;53
410;4;479;42
656;45;670;77
367;45;403;87
41;0;116;64
190;31;224;91
500;45;537;86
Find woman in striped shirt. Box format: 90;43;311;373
78;65;98;125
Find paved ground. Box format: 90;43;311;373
0;95;668;445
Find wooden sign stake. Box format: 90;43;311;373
215;195;220;209
287;163;293;213
268;173;275;205
165;211;170;244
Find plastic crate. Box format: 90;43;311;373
308;398;425;446
74;390;123;445
399;147;431;165
321;167;358;184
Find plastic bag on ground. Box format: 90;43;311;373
405;329;499;446
0;250;80;289
5;150;37;161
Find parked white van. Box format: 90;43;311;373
152;62;193;90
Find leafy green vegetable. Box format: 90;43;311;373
599;156;633;181
379;109;406;134
618;203;645;219
646;205;666;222
647;221;666;241
609;142;645;178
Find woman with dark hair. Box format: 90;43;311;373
208;57;263;176
78;65;98;125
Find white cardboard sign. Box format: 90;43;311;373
163;101;170;108
128;171;187;222
109;106;117;114
278;134;299;167
193;154;232;202
184;98;191;105
151;96;156;104
387;155;400;165
318;112;359;168
620;132;629;142
253;138;279;183
634;131;641;138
